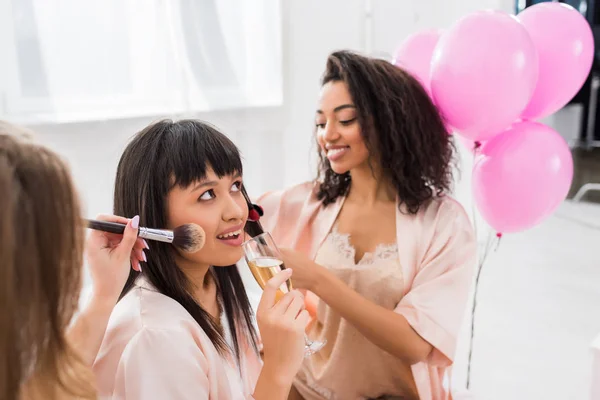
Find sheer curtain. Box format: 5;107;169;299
0;0;282;124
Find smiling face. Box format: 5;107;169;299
114;119;253;285
166;168;248;268
315;81;371;175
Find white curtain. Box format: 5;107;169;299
0;0;282;124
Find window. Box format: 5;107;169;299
0;0;282;124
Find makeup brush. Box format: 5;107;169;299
86;219;205;253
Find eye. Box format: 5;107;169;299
231;181;242;192
315;122;326;129
340;118;357;126
198;189;215;201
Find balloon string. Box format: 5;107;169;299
470;142;481;240
466;140;501;390
466;232;499;389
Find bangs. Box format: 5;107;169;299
164;120;243;188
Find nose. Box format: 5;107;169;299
222;193;245;222
321;120;340;143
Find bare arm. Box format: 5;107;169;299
313;268;432;364
280;202;476;366
66;296;116;365
69;214;145;364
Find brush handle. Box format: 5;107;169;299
87;219;127;234
86;219;175;244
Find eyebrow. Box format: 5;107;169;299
316;104;356;114
192;181;217;192
191;172;242;192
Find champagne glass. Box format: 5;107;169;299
243;232;326;356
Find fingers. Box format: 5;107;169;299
257;268;293;313
85;213;149;277
94;214;131;225
295;309;311;329
90;214;144;247
115;215;140;258
130;243;146;273
276;291;304;319
103;235;147;250
136;238;149;251
87;214;136;252
85;229;110;256
133;247;145;262
130;254;141;272
271;290;302;314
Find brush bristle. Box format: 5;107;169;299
172;223;206;253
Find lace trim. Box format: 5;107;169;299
327;226;398;266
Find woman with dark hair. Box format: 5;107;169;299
256;51;477;399
93;119;309;399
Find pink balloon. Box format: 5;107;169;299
431;10;538;142
472;121;573;234
518;3;594;120
394;30;443;97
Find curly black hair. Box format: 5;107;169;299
316;50;456;214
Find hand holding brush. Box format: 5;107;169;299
86;218;206;254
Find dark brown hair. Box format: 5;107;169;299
114;119;260;364
316;50;455;213
0;126;93;399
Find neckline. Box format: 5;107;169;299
330;225;398;266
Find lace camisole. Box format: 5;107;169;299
292;226;418;400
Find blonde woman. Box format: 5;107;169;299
0;125;144;399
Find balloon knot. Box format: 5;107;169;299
496;232;503;238
474;141;482;149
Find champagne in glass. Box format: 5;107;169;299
247;257;292;301
243;232;326;356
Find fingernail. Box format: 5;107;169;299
142;250;147;262
143;239;150;249
131;215;140;229
139;264;143;273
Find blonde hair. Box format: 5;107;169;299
0;124;94;399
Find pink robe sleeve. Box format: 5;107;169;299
112;328;211;399
394;200;477;367
255;189;285;234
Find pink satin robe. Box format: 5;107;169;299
256;182;477;400
92;277;262;399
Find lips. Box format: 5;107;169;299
326;145;350;162
216;225;244;246
217;229;242;239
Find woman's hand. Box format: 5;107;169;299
279;248;326;292
254;269;309;394
68;214;147;366
85;214;147;306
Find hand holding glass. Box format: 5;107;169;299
243;232;325;356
